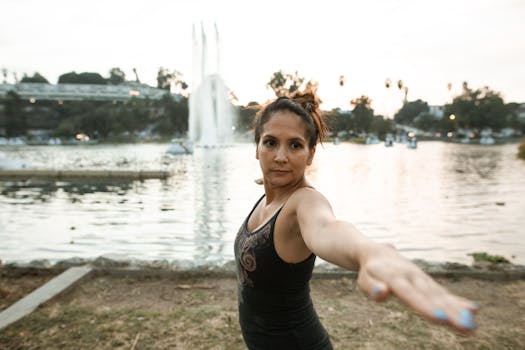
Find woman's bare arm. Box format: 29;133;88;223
295;189;478;334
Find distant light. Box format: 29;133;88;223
435;132;442;137
75;133;90;141
408;132;415;138
57;99;64;105
447;132;453;137
29;97;36;103
129;90;140;96
449;114;456;120
231;126;236;131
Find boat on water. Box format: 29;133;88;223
407;137;417;149
384;134;394;147
48;137;62;145
365;135;380;145
166;138;193;155
0;137;26;146
479;136;496;145
479;128;495;145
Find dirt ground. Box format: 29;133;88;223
0;272;524;350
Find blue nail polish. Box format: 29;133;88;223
432;309;447;321
372;286;382;295
458;309;475;329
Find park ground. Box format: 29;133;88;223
0;269;524;350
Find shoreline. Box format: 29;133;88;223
3;255;525;281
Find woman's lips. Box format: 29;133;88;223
271;169;290;174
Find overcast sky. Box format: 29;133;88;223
1;0;524;116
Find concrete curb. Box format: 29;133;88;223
0;169;173;180
0;265;93;331
4;262;525;282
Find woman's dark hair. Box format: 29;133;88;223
253;87;328;149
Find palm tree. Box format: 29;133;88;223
133;68;140;83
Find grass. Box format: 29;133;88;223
468;251;511;264
2;274;525;349
0;304;244;349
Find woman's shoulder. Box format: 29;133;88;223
278;186;334;229
288;185;330;209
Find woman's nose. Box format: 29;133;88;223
275;146;288;162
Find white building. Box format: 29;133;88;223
428;105;445;119
0;82;175;102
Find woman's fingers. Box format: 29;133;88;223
388;273;479;334
357;268;391;302
360;258;479;334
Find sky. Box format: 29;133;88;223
1;0;524;117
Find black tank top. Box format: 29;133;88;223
234;194;333;350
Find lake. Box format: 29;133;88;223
1;141;524;266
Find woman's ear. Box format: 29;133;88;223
307;146;316;165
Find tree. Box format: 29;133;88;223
154;94;189;137
133;68;140;82
326;109;353;135
4;91;27;137
444;83;509;131
238;101;259;132
20;72;49;83
267;70;307;97
156;68;188;94
370;115;394;139
506;102;525;132
108;67;126;85
2;68;9;83
350;96;374;133
414;112;440;131
58;71;107;84
394;99;429;125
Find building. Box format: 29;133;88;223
0;82;176;103
428;105;445;119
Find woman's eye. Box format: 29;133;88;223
290;142;303;149
263;140;275;147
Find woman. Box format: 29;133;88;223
234;88;478;349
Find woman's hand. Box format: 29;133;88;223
357;244;479;334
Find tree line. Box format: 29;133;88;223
0;67;191;140
1;93;188;140
15;67;188;93
1;68;523;141
393;82;522;135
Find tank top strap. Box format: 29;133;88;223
242;193;266;230
269;185;316;228
277;185;316;212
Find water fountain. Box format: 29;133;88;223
166;22;235;155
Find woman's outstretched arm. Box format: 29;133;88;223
294;189;479;334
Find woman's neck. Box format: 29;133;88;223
263;177;308;205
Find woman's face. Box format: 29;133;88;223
256;110;316;188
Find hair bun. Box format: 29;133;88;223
303;102;314;113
